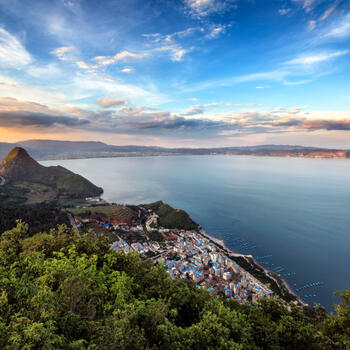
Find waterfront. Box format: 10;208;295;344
43;155;350;310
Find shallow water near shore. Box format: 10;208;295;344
42;155;350;311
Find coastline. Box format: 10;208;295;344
79;197;307;307
39;151;350;162
198;227;307;307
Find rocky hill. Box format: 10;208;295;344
0;147;103;205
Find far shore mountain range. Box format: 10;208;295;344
1;140;349;161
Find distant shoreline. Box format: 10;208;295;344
2;140;349;163
39;151;350;163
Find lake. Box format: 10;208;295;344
43;155;350;311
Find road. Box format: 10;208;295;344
0;176;5;186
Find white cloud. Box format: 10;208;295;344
120;67;135;73
0;74;67;106
93;50;148;66
324;13;350;38
97;97;126;108
184;105;204;115
203;102;219;107
70;73;170;106
256;85;271;89
206;24;227;39
185;0;215;17
292;0;316;13
188;97;199;102
278;8;291;15
0;28;32;68
184;0;236;18
50;46;75;61
308;20;317;31
184;67;315;93
27;63;61;78
319;3;337;21
306;2;339;31
144;32;192;62
285;50;348;65
76;60;100;69
234;71;288;83
156;46;190;62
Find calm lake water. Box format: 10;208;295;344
43;155;350;311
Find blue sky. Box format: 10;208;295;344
0;0;350;147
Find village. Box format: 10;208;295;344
72;203;273;304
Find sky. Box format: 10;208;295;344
0;0;350;148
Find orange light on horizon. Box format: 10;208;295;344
0;127;84;143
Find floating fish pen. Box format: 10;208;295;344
256;254;273;260
296;282;324;292
283;272;296;277
303;294;317;299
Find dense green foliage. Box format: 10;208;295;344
0;204;69;234
0;184;29;205
55;173;103;198
0;222;349;349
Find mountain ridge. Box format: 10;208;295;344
0;140;349;161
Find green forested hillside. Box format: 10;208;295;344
0;147;103;204
0;204;69;234
0;222;349;349
143;201;199;230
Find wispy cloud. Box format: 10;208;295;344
292;0;316;13
97;96;126;108
319;2;338;21
93;50;148;66
306;1;339;31
323;12;350;38
76;60;100;69
0;28;31;68
308;20;317;31
143;31;194;62
50;46;75;61
284;50;348;65
120;67;135;73
183;106;204;115
184;0;236;18
278;8;291;15
206;24;228;39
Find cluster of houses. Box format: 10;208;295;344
110;227;273;304
111;239;162;255
74;215;143;233
156;231;273;303
73;207;272;304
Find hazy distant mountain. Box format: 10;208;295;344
0;147;103;205
0;140;349;161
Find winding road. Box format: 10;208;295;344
0;176;5;186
